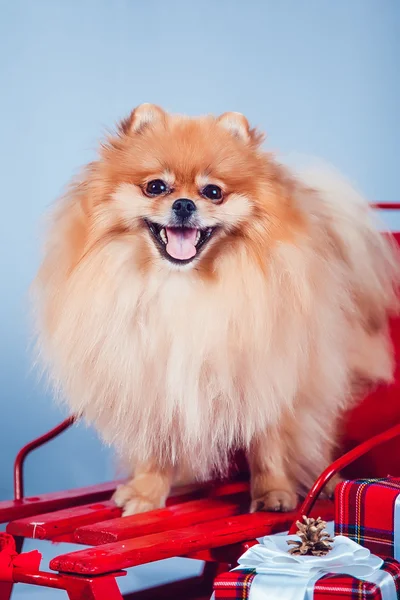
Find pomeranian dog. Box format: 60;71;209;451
34;104;399;516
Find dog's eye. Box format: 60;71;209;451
201;184;223;202
145;179;168;196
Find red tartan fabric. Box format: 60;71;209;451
214;569;256;599
314;559;400;599
335;478;400;559
213;560;400;599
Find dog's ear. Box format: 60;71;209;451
217;112;265;147
120;103;166;135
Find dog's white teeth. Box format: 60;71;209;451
195;230;201;245
160;228;167;244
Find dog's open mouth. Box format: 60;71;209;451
144;220;217;264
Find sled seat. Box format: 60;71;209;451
5;474;333;570
0;466;334;600
0;479;121;526
5;479;250;542
49;500;334;575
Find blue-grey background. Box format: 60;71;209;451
1;0;399;597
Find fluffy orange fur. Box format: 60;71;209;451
34;104;400;515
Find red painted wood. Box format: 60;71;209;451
12;557;218;600
14;567;215;600
74;494;249;545
50;500;333;574
13;568;125;600
65;577;123;600
188;541;257;564
7;501;120;540
6;480;248;541
205;481;249;497
0;480;122;524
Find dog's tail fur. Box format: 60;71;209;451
295;159;400;386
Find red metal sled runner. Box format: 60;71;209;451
1;203;400;599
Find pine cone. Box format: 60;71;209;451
287;516;334;556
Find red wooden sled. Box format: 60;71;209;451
1;203;399;600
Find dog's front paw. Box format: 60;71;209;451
120;495;164;516
112;482;135;509
112;483;165;516
250;489;298;513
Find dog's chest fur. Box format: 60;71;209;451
60;247;309;475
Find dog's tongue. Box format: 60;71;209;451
166;227;198;260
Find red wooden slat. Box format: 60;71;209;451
7;501;120;540
50;500;334;575
74;494;248;545
205;481;249;497
0;480;123;524
6;480;249;541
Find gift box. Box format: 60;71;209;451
335;477;400;559
212;534;400;599
213;559;400;599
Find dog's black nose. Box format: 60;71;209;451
172;199;196;220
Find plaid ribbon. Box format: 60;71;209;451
335;478;400;559
214;559;400;599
